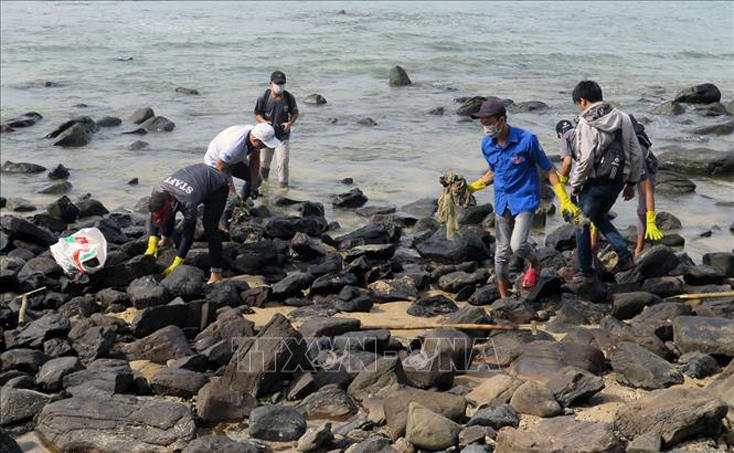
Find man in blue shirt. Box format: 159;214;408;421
469;99;580;298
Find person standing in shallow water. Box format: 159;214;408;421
468;99;580;299
254;70;299;188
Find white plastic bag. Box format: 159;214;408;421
50;227;108;276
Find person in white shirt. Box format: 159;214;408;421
203;123;280;229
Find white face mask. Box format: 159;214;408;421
272;83;285;94
484;124;501;139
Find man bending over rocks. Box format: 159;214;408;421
468;98;580;298
203;123;280;230
144;163;229;284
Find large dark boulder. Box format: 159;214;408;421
127;276;169;308
438;269;488;293
310;272;358;295
196;379;257;423
36;356;84;392
299;317;361;338
249;405;307;441
123;115;175;134
497;417;620;453
615;388;727;448
3;112;42;129
655;170;696;193
264;217;328;240
1;160;46;173
657;148;734;176
673;316;734;357
545;224;577;252
149;368;209;398
75;198;109;218
383;388;466;441
5;312;70;349
368;275;419;302
223;314;310;397
702;252;734;277
1;386;53;426
122;326;194;363
407;295;458;317
546;366;605;407
416;227;491;264
130;107;154;124
332;188;368;208
46;116;98;147
61;359;134;396
1;216;56;246
610;342;683;390
36;394;195;452
271;272;315;300
335;223;401;248
46;195;80;223
161;265;205;300
674;83;721;104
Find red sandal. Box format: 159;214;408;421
521;267;541;289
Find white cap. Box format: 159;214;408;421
251;123;281;148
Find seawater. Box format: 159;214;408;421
1;1;733;258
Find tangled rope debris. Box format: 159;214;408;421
437;171;475;239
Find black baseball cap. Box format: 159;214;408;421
470;99;506;119
270;71;286;84
555;119;574;135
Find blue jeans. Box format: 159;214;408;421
575;179;631;275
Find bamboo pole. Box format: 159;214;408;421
668;291;734;301
360;321;537;333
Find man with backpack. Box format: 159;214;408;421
254;70;299;188
555;115;663;258
569;80;642;280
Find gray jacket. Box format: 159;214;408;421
570;102;642;190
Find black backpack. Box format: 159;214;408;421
630;114;658;175
594;128;625;182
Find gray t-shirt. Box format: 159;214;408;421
254;89;299;141
559;129;576;160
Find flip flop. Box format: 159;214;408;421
521;267;540;289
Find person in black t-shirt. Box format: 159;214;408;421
144;163;229;283
254;70;299;188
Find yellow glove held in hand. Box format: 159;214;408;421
558;174;569;184
551;182;581;219
162;256;185;277
645;211;664;241
144;236;159;257
590;222;598;235
468;179;487;193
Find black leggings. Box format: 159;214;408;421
203;185;228;272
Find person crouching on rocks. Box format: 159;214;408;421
203;123;280;231
468;98;580;299
144;163;229;284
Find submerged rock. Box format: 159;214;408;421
674;83;721;104
129;107;155;124
389;65;412;86
304;94;327;105
2;160;46;173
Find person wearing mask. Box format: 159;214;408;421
468;99;580;299
254;70;299;188
144;163;229;284
569;80;642;281
203;123;280;230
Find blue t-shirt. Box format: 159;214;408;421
481;126;553;216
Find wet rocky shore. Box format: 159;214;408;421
1;80;733;452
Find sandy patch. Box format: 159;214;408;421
129;359;166;380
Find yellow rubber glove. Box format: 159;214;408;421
645;211;664;241
144;236;159;257
551;182;581;220
468;179;487;193
558;174;569;184
590;222;597;235
162;256;184;277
